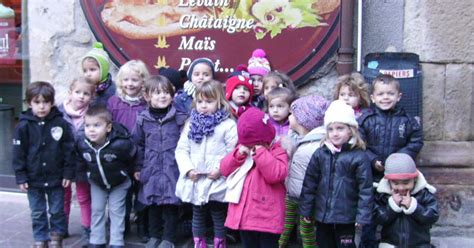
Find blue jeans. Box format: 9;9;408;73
27;186;66;241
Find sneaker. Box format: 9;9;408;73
32;241;48;248
145;237;161;248
158;240;176;248
80;226;90;247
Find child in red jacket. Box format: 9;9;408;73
220;107;288;248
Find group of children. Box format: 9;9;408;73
12;43;439;248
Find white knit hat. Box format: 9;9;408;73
324;100;358;128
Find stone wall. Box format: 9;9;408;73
403;0;474;240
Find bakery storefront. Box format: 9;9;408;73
0;0;344;189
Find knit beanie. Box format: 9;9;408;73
238;107;275;146
384;153;419;180
159;67;184;91
324;100;358;128
247;48;271;76
83;42;110;83
228;64;250;78
225;75;254;102
291;94;329;131
187;57;215;79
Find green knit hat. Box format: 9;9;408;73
83;42;110;83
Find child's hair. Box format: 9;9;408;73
69;77;96;94
263;71;297;93
372;74;400;92
194;80;230;113
116;60;150;97
25;81;55;104
266;87;297;106
85;105;113;124
333;72;370;108
144;75;175;96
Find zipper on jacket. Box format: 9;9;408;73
85;139;112;189
323;153;337;222
385;113;393;159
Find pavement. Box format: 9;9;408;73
1;191;473;248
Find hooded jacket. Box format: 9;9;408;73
299;143;373;225
76;122;136;189
12;107;75;187
374;172;439;248
358;106;423;181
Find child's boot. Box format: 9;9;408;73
48;232;63;248
214;237;227;248
193;237;207;248
32;241;48;248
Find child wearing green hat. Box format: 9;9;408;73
82;42;116;107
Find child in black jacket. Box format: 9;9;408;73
374;153;439;248
12;81;75;248
76;106;136;247
300;100;373;248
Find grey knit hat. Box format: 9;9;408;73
384;153;419;180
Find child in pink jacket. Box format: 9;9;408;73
220;107;288;248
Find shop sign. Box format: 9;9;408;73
81;0;341;84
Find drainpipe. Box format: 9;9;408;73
337;0;355;75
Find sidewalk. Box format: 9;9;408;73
2;191;472;248
0;191;189;247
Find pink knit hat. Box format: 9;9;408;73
247;48;271;76
237;107;276;146
291;94;329;131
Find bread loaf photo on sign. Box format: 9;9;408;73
101;0;208;39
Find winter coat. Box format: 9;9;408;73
76;122;136;190
175;117;238;205
107;95;147;132
173;90;193;114
374;172;439;248
12;107;75;188
358;106;423;181
286;126;325;200
91;74;116;108
299;143;373;225
220;142;288;234
57;104;88;182
133;106;187;206
269;118;289;139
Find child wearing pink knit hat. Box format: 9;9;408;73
220;107;288;247
248;48;271;109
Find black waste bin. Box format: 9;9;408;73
363;52;422;119
0;104;14;175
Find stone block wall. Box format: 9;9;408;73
403;0;474;238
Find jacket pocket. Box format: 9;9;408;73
249;194;276;222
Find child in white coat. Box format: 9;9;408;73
175;80;238;248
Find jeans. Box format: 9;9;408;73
89;178;131;246
27;186;67;241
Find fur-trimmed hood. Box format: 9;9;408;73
376;171;436;195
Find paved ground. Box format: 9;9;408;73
1;191;473;248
